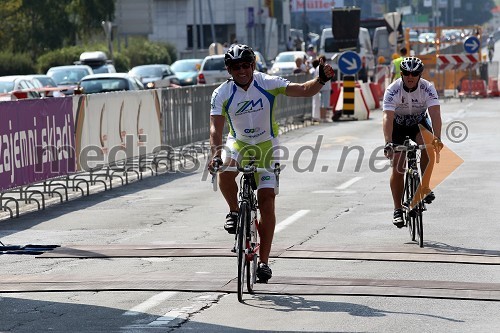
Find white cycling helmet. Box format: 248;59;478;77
224;44;256;67
400;56;424;75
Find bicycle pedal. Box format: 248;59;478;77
231;247;236;253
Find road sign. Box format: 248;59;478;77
338;51;361;75
463;36;480;54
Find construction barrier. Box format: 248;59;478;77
369;82;382;109
488;77;499;97
458;79;488;99
359;82;375;110
437;54;480;71
334;85;370;120
342;76;356;116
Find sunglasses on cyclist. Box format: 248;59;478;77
230;63;252;71
401;70;422;77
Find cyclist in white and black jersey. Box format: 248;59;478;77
382;57;443;228
209;44;335;282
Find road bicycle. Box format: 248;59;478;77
212;158;280;302
394;137;439;248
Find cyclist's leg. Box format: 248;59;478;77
254;139;278;281
390;122;407;210
416;118;435;201
219;136;240;233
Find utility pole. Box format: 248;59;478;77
303;0;307;48
192;0;198;58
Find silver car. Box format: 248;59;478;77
128;64;180;88
0;75;42;101
46;65;94;95
79;73;144;94
197;55;230;85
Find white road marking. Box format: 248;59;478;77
122;291;177;316
275;210;310;234
335;176;363;190
148;308;189;326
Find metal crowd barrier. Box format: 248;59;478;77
0;73;314;219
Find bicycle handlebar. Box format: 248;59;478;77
393;142;440;163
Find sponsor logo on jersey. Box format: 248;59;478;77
235;98;264;115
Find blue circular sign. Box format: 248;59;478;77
338;51;362;75
463;36;480;54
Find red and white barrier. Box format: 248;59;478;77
375;65;390;91
437;54;480;71
334;86;370;120
359;82;376;110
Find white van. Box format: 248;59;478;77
319;27;375;78
372;26;393;65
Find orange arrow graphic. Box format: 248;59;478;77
410;124;464;209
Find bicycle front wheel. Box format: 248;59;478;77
237;202;249;303
404;172;416;241
247;210;259;294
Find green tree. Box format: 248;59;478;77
66;0;115;43
0;0;115;60
123;38;175;67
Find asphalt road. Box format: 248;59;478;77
1;96;499;333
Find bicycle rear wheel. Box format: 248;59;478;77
412;175;424;247
247;210;259;294
415;200;424;248
237;202;249;303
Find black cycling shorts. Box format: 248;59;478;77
392;115;433;145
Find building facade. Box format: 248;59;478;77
116;0;292;62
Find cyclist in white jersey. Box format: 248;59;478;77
382;57;443;228
209;44;334;282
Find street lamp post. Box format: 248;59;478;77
102;21;114;63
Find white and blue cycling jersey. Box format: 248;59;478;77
383;78;440;126
210;71;290;144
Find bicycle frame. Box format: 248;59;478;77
211;159;280;302
394;138;433;248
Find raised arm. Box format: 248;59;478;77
285;57;335;97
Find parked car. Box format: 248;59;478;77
79;73;144;94
46;65;93;95
0;75;42;101
25;74;65;97
254;51;268;73
269;51;308;76
197;54;230;85
170;58;202;86
128;64;180;88
418;32;437;44
75;51;116;74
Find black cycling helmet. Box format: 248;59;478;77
224;44;256;67
400;56;424;74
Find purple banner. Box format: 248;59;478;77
0;98;76;192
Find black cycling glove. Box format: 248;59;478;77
209;156;223;173
384;142;394;157
318;63;332;84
